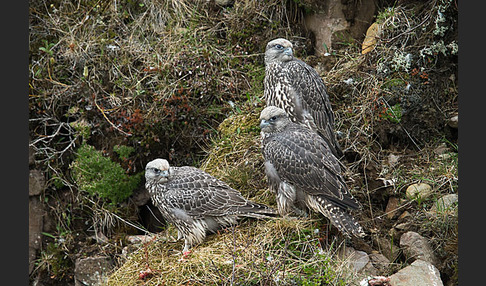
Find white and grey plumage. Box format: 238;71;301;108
259;106;364;238
264;38;343;158
145;158;276;252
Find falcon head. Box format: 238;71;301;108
145;158;170;184
259;106;291;133
264;38;293;64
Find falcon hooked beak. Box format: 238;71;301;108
265;38;294;63
259;106;290;133
283;47;293;57
280;47;293;62
145;158;170;183
260;119;271;131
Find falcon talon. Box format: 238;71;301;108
182;251;191;258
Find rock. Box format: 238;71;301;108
89;232;109;244
29;196;44;274
375;235;400;262
303;0;377;55
438;153;453;160
393;222;410;231
389;260;444;286
406;183;433;200
399;231;438;267
339;247;378;275
447;115;458;129
433;143;449;155
126;234;155;244
368;252;391;274
304;8;348;56
388;153;400;167
74;256;114;286
429;194;458;214
385;196;400;219
29;144;35;165
29;169;45;196
348;249;370;272
397;210;411;221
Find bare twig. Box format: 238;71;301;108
92;93;132;137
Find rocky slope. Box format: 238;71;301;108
29;0;457;285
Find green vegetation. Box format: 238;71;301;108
113;144;135;160
70;143;142;204
106;218;357;286
29;0;457;285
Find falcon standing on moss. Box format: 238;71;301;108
145;158;276;253
259;106;365;238
264;38;343;158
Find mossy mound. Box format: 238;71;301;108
200;104;274;205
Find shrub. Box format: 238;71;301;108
70;143;142;204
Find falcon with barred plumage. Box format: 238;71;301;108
259;106;364;238
264;38;343;158
144;158;276;253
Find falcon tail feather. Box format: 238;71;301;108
237;202;278;218
307;195;365;238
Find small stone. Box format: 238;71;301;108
126;235;155;244
29;144;35;165
429;194;458;214
29;169;45;196
29;197;44;274
389;260;444;286
388;154;400;167
339;247;376;275
368;253;391;273
349;250;370;272
75;256;114;286
399;231;438;267
375;236;400;262
397;210;411;221
438;153;452;160
394;222;410;231
433;143;449;155
447;115;458;129
406;183;433;200
385;197;400;219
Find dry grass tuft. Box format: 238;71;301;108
107;218;357;286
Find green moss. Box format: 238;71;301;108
70;143;142;204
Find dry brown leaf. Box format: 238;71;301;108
361;22;381;55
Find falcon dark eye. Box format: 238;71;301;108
270;116;277;121
274;44;283;50
153;168;161;174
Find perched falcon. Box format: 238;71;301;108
259;106;365;238
145;158;276;252
264;38;343;158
